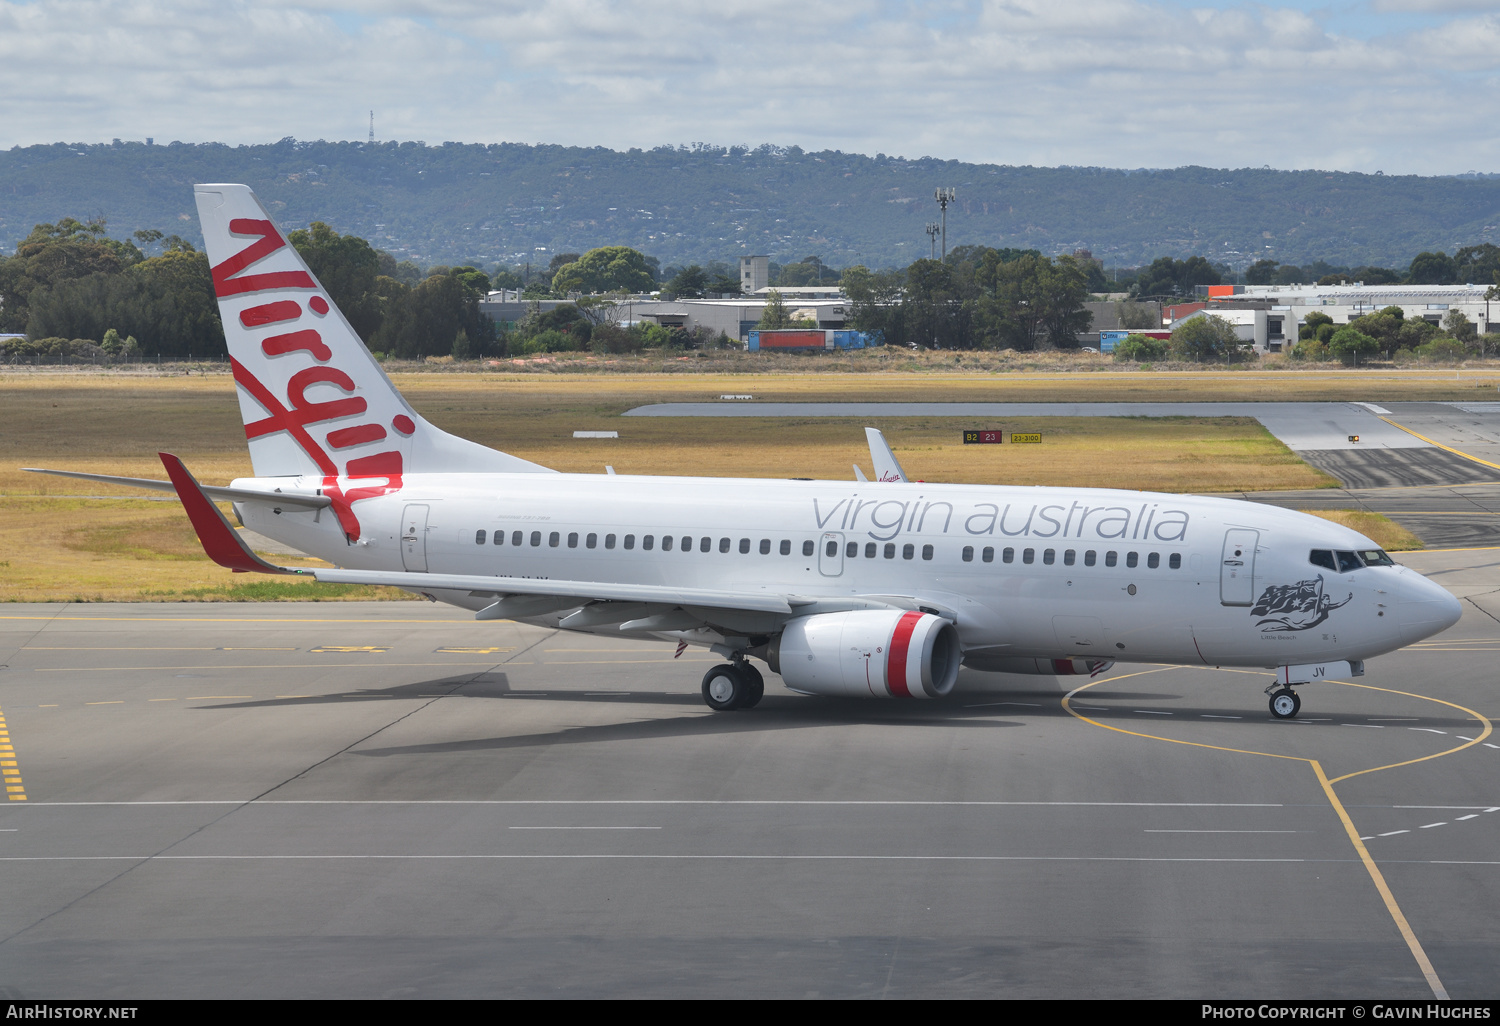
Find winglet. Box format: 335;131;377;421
865;428;909;483
158;452;293;575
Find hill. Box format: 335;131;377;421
4;138;1499;272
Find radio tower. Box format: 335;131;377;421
368;111;375;144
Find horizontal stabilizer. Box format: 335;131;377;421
157;453;293;575
24;467;331;511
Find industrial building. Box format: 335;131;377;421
1193;283;1500;352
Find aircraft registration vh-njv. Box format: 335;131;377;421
29;184;1464;718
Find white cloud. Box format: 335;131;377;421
1;0;1498;174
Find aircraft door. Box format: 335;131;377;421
1219;528;1259;606
819;532;845;577
401;504;430;572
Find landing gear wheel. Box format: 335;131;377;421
1269;688;1301;719
702;664;746;711
738;663;764;709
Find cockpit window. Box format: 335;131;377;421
1309;550;1337;571
1335;550;1363;573
1359;549;1394;567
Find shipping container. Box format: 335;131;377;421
748;329;879;351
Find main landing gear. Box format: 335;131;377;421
1266;685;1302;720
702;660;764;711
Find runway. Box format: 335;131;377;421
0;549;1495;998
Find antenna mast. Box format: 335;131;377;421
369;111;375;144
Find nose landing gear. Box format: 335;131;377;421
1266;685;1301;719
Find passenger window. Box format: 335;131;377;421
494;531;503;546
884;543;896;559
826;540;838;558
568;532;578;548
1042;549;1055;565
1084;550;1096;566
681;536;691;552
781;540;792;556
1169;553;1181;569
512;531;523;546
530;531;542;547
719;537;730;553
1126;552;1138;568
865;542;877;558
962;545;974;562
605;534;616;550
922;544;934;560
760;539;771;555
475;530;486;545
1063;549;1075;566
642;535;654;551
702;537;713;553
586;533;597;549
902;543;914;560
1335;550;1362;573
1147;552;1159;569
549;531;560;547
1105;551;1117;567
1308;550;1337;571
662;535;673;552
623;534;635;550
846;541;858;558
1022;548;1035;564
740;538;751;554
802;540;815;556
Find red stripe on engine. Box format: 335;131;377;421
885;611;924;698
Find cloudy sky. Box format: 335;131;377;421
2;0;1498;175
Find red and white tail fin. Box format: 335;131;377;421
193;184;553;485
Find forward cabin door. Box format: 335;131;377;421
401;504;430;572
1219;528;1259;606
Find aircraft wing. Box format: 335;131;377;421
24;466;332;511
160;453;903;629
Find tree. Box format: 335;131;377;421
1169;314;1242;361
757;289;791;329
1134;255;1221;298
1327;326;1379;365
1246;259;1279;286
1112;334;1167;361
550;247;656;295
1299;311;1334;341
0;217;139;332
973;252;1088;350
901;258;970;349
1407;251;1456;285
665;265;708;298
288;222;382;341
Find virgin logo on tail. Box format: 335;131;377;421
211;218;404;541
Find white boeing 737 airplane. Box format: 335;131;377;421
30;184;1464;717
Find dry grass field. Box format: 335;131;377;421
3;367;1443;601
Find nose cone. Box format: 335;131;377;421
1398;571;1463;645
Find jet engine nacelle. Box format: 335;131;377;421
768;610;961;699
962;654;1116;677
